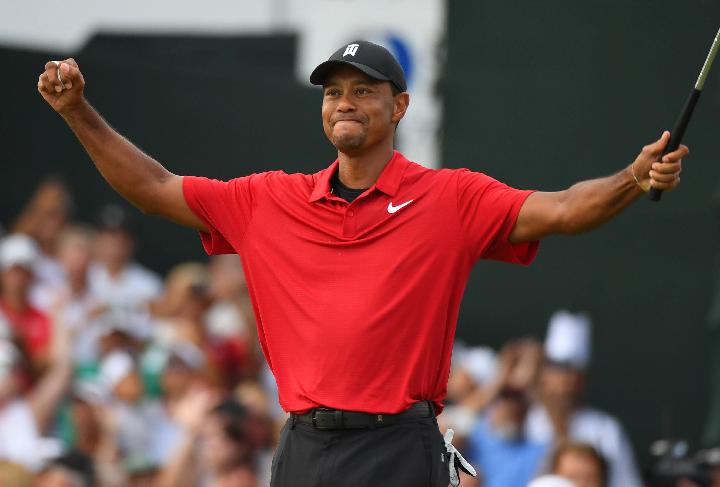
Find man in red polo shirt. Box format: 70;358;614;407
38;41;686;486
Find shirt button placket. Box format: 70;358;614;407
343;207;357;238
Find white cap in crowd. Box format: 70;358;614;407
544;310;592;369
453;343;497;386
99;350;135;392
0;233;39;271
528;475;576;487
147;341;206;372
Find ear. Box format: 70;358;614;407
391;92;410;124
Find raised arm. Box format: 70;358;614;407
37;58;207;231
509;131;687;243
27;317;73;433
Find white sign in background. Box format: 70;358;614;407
0;0;280;52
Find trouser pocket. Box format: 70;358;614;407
435;429;451;486
270;421;290;485
419;419;452;487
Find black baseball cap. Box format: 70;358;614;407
310;40;407;93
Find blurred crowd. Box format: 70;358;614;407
0;180;279;486
443;313;720;487
0;179;718;487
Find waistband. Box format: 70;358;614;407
290;401;435;431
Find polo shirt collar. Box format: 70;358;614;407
308;150;408;202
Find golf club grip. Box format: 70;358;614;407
649;88;702;201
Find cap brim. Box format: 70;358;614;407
310;60;391;86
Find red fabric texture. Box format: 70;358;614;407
0;299;51;362
183;151;538;414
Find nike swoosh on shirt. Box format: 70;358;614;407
387;200;414;214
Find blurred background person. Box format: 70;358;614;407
0;234;52;371
0;319;73;472
158;391;260;487
233;379;278;486
145;342;207;467
89;204;162;341
206;254;260;387
95;350;160;478
460;339;546;487
549;441;608;487
525;310;642;487
147;262;219;384
45;225;107;377
441;343;498;444
11;178;72;308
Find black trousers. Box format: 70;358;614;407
270;415;451;487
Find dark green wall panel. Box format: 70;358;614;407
443;0;720;463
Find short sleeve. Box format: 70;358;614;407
456;169;539;264
182;175;257;255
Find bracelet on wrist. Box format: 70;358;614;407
631;162;651;192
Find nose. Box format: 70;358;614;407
336;92;355;112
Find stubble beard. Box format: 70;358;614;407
331;131;367;153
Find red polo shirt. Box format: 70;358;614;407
0;299;51;364
183;151;538;414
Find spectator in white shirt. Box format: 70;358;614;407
0;323;73;471
89;205;161;340
43;226;106;369
524;311;643;487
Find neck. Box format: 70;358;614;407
69;273;87;294
105;261;126;278
337;141;394;189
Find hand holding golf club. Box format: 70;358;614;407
37;58;85;115
631;131;687;194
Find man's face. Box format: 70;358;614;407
489;393;529;441
58;234;93;279
540;364;586;409
321;65;408;155
0;265;33;298
94;230;133;267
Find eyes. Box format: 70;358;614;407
324;86;373;98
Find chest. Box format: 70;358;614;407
246;185;461;259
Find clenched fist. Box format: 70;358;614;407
37;58;85;114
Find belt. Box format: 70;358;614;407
291;401;435;431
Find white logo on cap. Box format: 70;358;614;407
343;43;360;57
